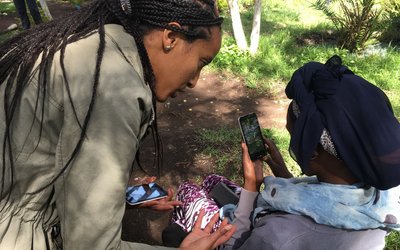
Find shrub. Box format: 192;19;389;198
217;0;257;14
217;0;229;13
213;40;249;70
380;0;400;45
312;0;382;52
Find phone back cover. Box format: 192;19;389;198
210;182;239;207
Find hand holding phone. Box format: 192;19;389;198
126;182;168;206
238;113;268;160
241;142;264;191
126;183;182;211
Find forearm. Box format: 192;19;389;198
223;189;258;250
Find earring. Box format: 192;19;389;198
165;45;172;51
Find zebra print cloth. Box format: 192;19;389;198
171;174;241;233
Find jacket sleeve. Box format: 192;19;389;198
223;189;258;250
52;29;174;249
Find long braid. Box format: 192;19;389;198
27;3;110;194
0;0;113;197
0;0;222;197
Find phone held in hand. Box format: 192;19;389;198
126;182;168;206
238;113;268;160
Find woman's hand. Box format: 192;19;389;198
241;142;264;192
135;187;182;211
179;210;236;250
263;137;293;178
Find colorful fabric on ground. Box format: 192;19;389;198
172;174;241;232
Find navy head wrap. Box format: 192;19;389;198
285;55;400;190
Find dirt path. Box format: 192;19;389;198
1;2;289;245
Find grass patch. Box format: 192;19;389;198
195;127;301;185
386;231;400;250
0;1;16;13
195;128;243;184
211;0;400;119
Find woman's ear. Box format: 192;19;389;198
162;22;182;52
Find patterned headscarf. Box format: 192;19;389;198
285;55;400;190
291;100;338;158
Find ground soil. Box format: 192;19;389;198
1;1;289;246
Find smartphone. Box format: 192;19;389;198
126;182;168;205
209;182;239;207
238;113;268;160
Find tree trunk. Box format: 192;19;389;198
227;0;248;50
39;0;53;20
249;0;262;55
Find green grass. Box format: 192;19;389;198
195;128;243;184
195;127;300;185
386;231;400;250
211;0;400;119
0;1;16;13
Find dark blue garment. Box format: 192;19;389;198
13;0;42;29
285;56;400;190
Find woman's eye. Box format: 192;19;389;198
199;60;207;69
198;62;205;69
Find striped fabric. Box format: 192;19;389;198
171;174;241;232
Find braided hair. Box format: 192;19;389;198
0;0;223;198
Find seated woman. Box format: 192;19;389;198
223;56;400;249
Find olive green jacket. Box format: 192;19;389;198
0;24;173;250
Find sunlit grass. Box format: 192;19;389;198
195;127;301;186
0;1;15;13
386;231;400;250
212;0;400;119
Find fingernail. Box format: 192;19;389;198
224;225;233;231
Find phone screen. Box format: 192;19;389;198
126;182;168;205
238;113;267;160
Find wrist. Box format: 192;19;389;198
243;180;257;192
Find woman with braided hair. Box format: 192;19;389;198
0;0;235;249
